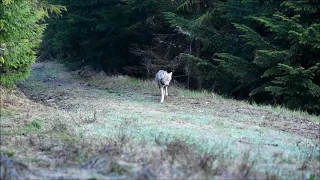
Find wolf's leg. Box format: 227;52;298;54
160;87;165;103
165;86;168;97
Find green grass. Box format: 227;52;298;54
1;61;319;179
1;119;44;135
0;108;16;117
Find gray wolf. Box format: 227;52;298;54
155;70;172;103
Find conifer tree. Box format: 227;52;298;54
215;0;320;113
165;0;320;113
0;0;64;85
45;0;178;73
164;0;240;90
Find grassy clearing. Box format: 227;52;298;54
0;62;319;179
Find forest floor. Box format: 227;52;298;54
1;62;319;179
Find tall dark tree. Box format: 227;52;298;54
164;0;320;113
164;0;241;91
215;0;320;113
45;0;178;74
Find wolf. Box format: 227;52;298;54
155;70;173;103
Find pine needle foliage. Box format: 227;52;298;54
214;0;320;113
163;0;319;113
0;0;65;85
45;0;178;73
265;63;320;112
164;0;241;91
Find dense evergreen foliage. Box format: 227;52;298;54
44;0;178;74
3;0;319;113
164;0;320;113
216;0;320;113
0;0;64;85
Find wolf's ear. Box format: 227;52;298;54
169;72;173;77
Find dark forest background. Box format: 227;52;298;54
1;0;319;114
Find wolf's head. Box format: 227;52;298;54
168;72;172;79
162;72;172;86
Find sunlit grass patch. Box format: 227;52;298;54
0;108;16;117
31;62;71;79
177;89;211;98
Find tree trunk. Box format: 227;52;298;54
194;39;202;90
194;1;202;90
